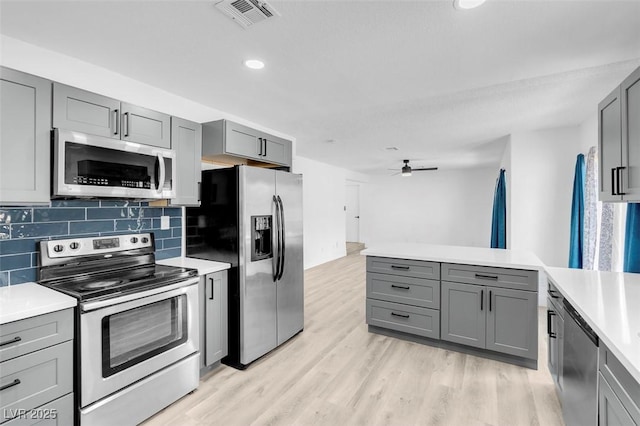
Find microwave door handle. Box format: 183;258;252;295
156;153;166;196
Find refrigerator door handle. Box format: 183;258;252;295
277;195;286;280
272;195;281;282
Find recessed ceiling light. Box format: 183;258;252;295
244;59;265;70
453;0;486;10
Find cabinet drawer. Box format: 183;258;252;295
442;263;537;292
0;309;73;362
0;341;73;418
366;257;440;280
3;393;74;426
599;343;640;418
366;273;440;309
366;299;440;339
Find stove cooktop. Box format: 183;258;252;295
39;264;198;302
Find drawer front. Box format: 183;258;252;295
442;263;537;292
3;393;74;426
367;257;440;280
366;299;440;339
366;273;440;309
599;344;640;417
0;309;73;363
0;341;73;416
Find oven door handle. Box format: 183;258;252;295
81;277;199;312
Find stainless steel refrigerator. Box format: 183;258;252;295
186;165;304;369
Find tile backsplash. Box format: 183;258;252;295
0;200;182;286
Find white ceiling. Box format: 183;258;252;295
1;0;639;174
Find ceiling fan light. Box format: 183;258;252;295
453;0;486;10
401;165;412;177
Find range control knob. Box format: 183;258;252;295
53;244;64;253
130;237;138;244
69;242;80;250
141;237;149;244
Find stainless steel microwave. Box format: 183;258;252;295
53;128;176;199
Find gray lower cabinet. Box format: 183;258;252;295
0;67;51;205
599;374;638;426
0;309;74;425
53;82;171;148
202;119;292;168
366;299;440;339
441;281;485;349
598;344;640;425
547;291;565;393
199;271;228;370
170;117;202;206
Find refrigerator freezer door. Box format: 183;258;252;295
239;166;278;365
275;170;304;345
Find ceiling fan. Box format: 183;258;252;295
390;160;438;176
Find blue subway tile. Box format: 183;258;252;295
138;208;163;218
0;209;32;224
11;222;68;239
150;229;172;239
0;238;39;255
170;218;182;228
155;248;181;260
0;272;8;286
10;267;37;284
0;225;9;240
99;231;139;237
172;227;183;238
115;219;152;232
0;254;32;270
31;253;38;267
163;208;182;217
155;240;163;250
51;200;99;207
162;238;181;249
34;208;85;222
87;208;128;220
100;200;140;207
70;220;114;234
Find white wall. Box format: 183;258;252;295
360;168;497;247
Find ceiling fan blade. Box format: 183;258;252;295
413;167;438;171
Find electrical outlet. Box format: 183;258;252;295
160;216;170;230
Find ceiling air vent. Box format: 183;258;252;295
215;0;280;29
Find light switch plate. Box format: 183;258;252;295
160;216;170;230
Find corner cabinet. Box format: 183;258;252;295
170;117;202;206
53;83;171;148
202;119;292;168
199;271;228;370
598;344;640;426
0;67;51;205
599;66;640;202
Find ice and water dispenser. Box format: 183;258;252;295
251;215;273;261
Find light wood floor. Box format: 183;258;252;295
145;252;564;426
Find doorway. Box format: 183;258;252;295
345;184;360;243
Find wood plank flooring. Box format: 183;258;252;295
144;252;564;426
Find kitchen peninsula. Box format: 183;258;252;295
362;244;544;369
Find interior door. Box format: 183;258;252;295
275;170;304;345
345;184;360;242
239;166;277;365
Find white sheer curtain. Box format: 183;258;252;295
583;147;598;269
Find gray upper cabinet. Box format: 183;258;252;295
485;287;537;359
170;117;202;206
53;83;171;148
202;119;292;168
0;67;52;205
599;65;640;202
441;281;486;349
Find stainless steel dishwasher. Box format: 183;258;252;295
562;299;599;426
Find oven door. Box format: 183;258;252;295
80;280;198;407
53;128;175;199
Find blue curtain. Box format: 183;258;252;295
624;203;640;273
491;169;506;249
568;154;585;268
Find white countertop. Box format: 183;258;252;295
546;266;640;384
0;282;77;325
361;243;544;271
157;257;231;275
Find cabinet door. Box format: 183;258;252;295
486;287;537;359
622;66;640;201
170;117;202;206
441;281;485;349
263;135;292;167
599;87;623;201
547;302;559;382
53;83;120;138
225;121;261;160
204;271;228;366
0;68;51;205
121;102;171;148
599;373;638;426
